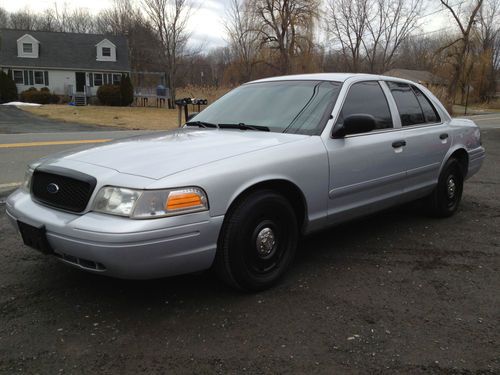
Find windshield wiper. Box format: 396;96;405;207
185;121;219;128
218;123;270;132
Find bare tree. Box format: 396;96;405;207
142;0;192;106
439;0;484;100
475;0;500;99
8;9;39;30
252;0;319;74
363;0;422;73
325;0;370;72
0;7;9;29
224;0;260;81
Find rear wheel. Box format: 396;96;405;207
427;158;464;217
214;190;298;291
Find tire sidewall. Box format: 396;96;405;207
435;158;464;216
221;190;298;291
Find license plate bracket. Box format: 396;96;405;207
17;221;53;255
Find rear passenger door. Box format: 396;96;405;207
325;81;408;225
385;82;451;195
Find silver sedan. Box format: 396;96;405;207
5;73;485;291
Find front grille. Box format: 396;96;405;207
31;166;97;213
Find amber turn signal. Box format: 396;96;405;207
166;191;204;211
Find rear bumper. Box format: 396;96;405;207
5;189;224;279
467;146;486;179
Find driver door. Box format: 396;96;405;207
324;81;408;225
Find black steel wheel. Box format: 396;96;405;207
427;158;464;217
214;190;298;291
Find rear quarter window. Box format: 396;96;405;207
411;85;441;123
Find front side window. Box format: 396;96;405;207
336;81;393;130
113;74;121;85
34;71;44;85
13;70;24;84
191;80;342;135
102;47;111;57
94;73;103;86
387;82;425;126
23;43;33;53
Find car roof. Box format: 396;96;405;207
249;73;407;84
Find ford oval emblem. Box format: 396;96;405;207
47;183;60;194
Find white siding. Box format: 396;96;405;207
8;69;125;96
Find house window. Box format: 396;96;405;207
102;47;111;57
23;43;33;53
94;73;103;86
13;70;24;84
113;74;121;85
34;71;44;85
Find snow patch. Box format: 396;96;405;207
1;102;42;107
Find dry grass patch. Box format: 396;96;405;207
22;105;182;130
21;86;233;130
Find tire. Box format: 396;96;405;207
214;190;299;291
427;158;464;218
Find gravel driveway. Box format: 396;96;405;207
0;130;498;374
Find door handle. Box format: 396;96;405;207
392;140;407;148
440;133;449;140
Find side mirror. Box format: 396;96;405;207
186;112;199;122
332;114;376;138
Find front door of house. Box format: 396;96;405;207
75;72;86;93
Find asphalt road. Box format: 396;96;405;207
0;107;156;193
0;110;499;373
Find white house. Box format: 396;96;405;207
0;29;130;103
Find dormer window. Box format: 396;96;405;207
96;39;116;62
23;43;33;53
17;34;39;58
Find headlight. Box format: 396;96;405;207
93;186;208;219
93;187;142;217
22;167;35;192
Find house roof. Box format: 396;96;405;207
383;69;447;85
0;29;130;72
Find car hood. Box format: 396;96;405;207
46;129;308;180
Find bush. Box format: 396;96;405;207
19;87;59;104
97;84;122;106
0;71;18;103
120;74;134;106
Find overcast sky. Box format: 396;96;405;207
0;0;231;48
0;0;448;50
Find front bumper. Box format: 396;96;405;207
5;189;224;279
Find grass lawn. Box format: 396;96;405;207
22;105;183;130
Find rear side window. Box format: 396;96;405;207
387;82;425;126
337;81;393;130
411;85;440;123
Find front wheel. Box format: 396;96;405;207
214;190;299;291
426;158;464;217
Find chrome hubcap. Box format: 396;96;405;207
256;227;276;257
447;177;456;199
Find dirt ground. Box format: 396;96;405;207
0;130;498;374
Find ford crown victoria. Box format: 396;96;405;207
5;73;485;291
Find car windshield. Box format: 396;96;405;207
189;80;342;135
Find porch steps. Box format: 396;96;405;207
74;93;87;106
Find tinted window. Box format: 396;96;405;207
411;85;440;123
337;81;393;130
387;82;425;126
